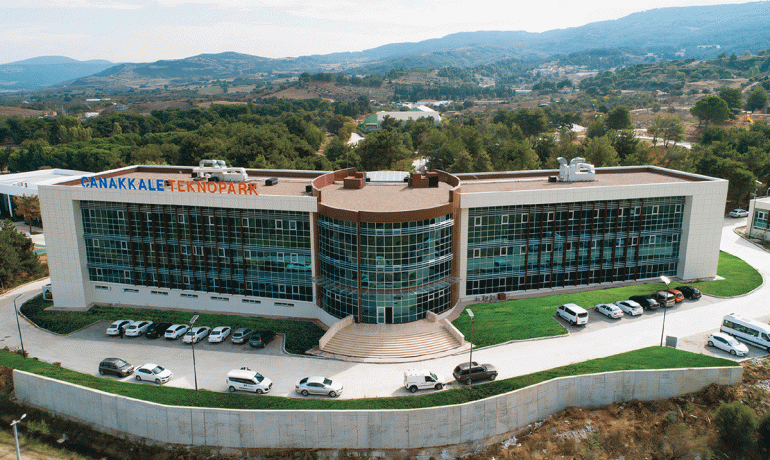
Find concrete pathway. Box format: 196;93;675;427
0;217;764;399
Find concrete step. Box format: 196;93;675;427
320;322;463;359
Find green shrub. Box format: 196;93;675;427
758;410;770;452
712;401;757;455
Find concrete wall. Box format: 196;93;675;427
14;366;741;450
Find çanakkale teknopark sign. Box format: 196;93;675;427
80;176;259;195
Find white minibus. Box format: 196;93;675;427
721;314;770;352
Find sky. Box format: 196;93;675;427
0;0;757;65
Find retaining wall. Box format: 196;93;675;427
13;366;741;450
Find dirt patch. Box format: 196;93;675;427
0;106;44;118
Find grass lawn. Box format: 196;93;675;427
1;347;736;411
453;251;762;348
20;296;325;355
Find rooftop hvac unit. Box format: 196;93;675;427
265;177;278;186
305;185;312;193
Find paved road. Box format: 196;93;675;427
1;217;764;399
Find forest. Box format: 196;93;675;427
1;96;770;209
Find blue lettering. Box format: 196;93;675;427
156;179;165;191
118;178;126;189
128;179;136;190
99;177;107;188
81;177;88;187
138;180;147;191
109;178;117;189
90;177;98;187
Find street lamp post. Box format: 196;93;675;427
660;276;671;347
11;413;26;460
467;308;474;387
190;314;199;391
13;294;24;356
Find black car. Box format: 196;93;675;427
99;358;134;377
677;285;702;300
249;330;276;348
629;295;660;310
145;322;173;339
452;361;498;385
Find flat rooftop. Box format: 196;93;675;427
457;169;705;193
320;181;453;212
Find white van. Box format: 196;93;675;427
557;303;588;326
226;369;272;394
721;314;770;352
404;369;447;393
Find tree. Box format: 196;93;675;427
690;95;730;128
647;115;685;147
605;105;632;130
718;87;743;116
746;85;769;113
12;194;41;234
0;219;44;290
585;116;608;139
712;401;757;456
356;130;412;171
581;136;620;167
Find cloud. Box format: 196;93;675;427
1;0;142;9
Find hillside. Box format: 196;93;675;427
0;57;114;91
23;1;770;92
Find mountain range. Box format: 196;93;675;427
2;1;770;92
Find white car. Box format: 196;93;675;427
708;332;749;356
106;319;132;336
134;363;173;384
404;369;447;393
208;326;232;343
594;303;623;319
295;376;343;397
183;326;211;344
728;209;748;218
165;324;190;340
124;320;152;337
615;300;643;316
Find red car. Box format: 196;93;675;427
667;289;684;303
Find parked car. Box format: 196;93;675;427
226;368;272;394
165;324;190;340
594;303;623;319
729;209;748;218
106;319;132;336
98;358;134;377
208;326;232;343
135;363;173;384
556;303;588;326
708;332;749;356
145;322;173;339
295;376;343;397
452;361;498;385
615;300;643;316
231;328;254;344
667;289;684;303
652;290;676;307
124;320;152;337
404;369;447;393
249;330;276;348
629;295;660;310
183;326;211;344
677;285;702;300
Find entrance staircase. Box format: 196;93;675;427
310;319;469;362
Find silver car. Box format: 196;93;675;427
615;300;643;316
295;376;343;397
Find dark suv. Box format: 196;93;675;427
145;322;172;339
98;358;134;377
452;361;498;385
629;295;660;310
249;330;276;348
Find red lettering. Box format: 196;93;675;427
208;182;217;193
238;183;247;194
186;181;195;192
219;182;227;193
227;183;236;194
167;180;175;192
249;183;259;195
197;181;206;193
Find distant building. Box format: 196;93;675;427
362;107;441;131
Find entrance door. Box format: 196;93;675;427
377;307;386;324
385;307;393;324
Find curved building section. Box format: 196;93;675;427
313;169;460;324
